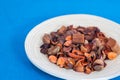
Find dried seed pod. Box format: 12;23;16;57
51;40;58;45
40;48;48;54
48;46;61;55
101;50;107;60
97;46;104;55
63;46;72;53
92;38;103;47
93;65;104;71
40;43;50;54
93;59;104;66
50;32;58;37
90;51;96;61
93;59;105;71
42;34;51;44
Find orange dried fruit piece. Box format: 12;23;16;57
48;55;57;63
85;66;92;74
57;57;66;68
68;53;85;60
64;40;72;46
107;52;117;60
84;53;91;58
81;61;88;66
65;36;72;41
65;58;75;69
74;60;84;72
67;58;75;65
72;49;83;55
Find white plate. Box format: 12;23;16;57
25;14;120;80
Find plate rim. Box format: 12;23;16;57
24;14;120;80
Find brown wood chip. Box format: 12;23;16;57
72;33;85;44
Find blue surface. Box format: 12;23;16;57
0;0;120;80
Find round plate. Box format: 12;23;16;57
25;14;120;80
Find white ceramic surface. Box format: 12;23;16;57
25;14;120;80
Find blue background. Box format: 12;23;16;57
0;0;120;80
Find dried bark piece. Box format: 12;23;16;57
107;38;116;48
58;35;65;44
83;27;99;41
40;44;50;54
111;44;120;54
107;38;120;54
57;26;67;34
65;29;78;36
85;34;95;41
72;33;85;44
